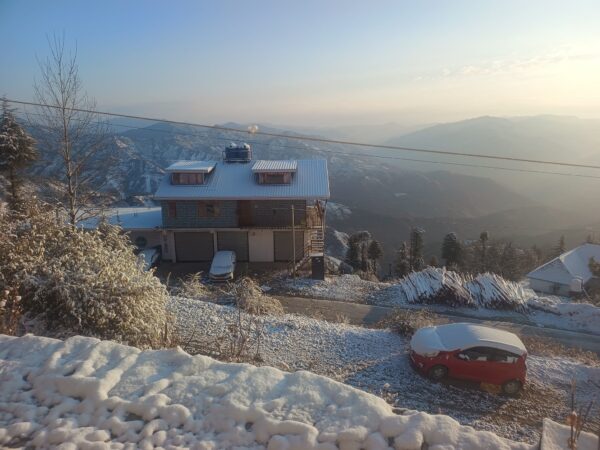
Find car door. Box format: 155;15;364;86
484;348;523;385
451;347;495;382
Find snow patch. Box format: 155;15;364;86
0;333;532;449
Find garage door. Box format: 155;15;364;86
175;232;214;262
217;231;249;261
274;231;305;262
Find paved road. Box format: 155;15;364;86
275;295;600;354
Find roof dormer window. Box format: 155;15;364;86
165;161;217;186
172;172;205;185
252;160;297;185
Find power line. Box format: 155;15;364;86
6;97;600;171
19;106;600;180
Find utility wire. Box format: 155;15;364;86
20;108;600;180
7;97;600;171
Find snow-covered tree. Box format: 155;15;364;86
367;239;383;273
0;99;37;210
441;232;462;268
0;200;171;348
395;242;410;277
409;228;425;272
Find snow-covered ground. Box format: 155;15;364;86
273;269;600;335
0;334;534;450
273;274;389;303
169;298;600;445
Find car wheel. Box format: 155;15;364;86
428;365;448;381
502;380;522;396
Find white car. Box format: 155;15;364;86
209;251;237;281
137;246;161;271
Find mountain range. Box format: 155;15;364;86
23;114;600;264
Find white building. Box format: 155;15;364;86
526;243;600;296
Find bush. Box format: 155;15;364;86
375;308;437;337
173;272;212;299
0;202;171;348
207;277;283;362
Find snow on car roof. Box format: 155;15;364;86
211;250;235;265
411;323;527;356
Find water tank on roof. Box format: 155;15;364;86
223;143;252;163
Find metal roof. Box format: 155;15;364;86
252;160;298;173
79;207;162;230
527;243;600;285
154;159;329;200
165;161;217;173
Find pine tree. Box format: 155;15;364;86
441;232;462;268
409;228;425;272
554;235;566;257
429;255;439;267
479;231;489;272
395;242;410;277
499;242;519;281
367;240;383;273
0;99;37;210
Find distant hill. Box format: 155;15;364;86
21;116;600;267
384;115;600;217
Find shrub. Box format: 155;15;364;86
173;272;212;299
376;308;437;337
0;202;171;348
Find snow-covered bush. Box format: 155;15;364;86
209;277;283;362
376;308;436;336
0;202;171;348
231;277;283;316
172;272;212;299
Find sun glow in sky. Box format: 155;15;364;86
1;0;599;126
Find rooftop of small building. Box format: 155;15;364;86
154;159;329;201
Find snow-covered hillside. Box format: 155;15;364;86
0;334;533;450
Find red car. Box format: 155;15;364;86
410;323;527;395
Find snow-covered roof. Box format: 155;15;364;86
165;160;217;173
154;159;329;200
410;323;527;356
252;160;298;173
0;334;529;449
79;207;162;230
526;243;600;285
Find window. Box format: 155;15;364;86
198;201;220;218
168;202;177;219
172;172;204;185
258;172;291;184
458;347;518;363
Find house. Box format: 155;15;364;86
86;144;330;278
526;243;600;296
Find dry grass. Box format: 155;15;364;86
172;273;213;299
521;336;600;366
231;277;284;316
374;308;438;337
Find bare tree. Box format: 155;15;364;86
32;34;113;224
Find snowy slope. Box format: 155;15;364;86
0;334;533;450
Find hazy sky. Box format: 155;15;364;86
1;0;600;126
